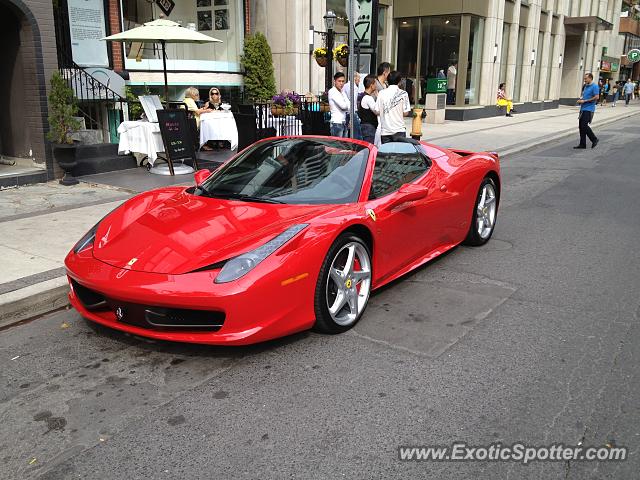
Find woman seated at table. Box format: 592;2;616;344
183;87;212;128
204;87;224;111
203;87;229;149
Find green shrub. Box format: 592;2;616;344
241;32;277;101
47;72;82;144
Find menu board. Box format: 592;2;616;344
156;109;198;175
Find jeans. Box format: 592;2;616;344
381;131;407;144
625;93;631;105
578;111;597;147
351;113;362;140
361;123;377;144
330;122;348;138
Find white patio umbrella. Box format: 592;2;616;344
102;19;222;102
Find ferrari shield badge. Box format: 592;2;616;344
115;307;124;320
127;257;138;267
366;208;376;222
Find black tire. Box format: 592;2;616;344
313;233;371;334
463;176;498;246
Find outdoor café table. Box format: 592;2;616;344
199;110;239;150
117;120;165;166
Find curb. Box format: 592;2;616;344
0;276;69;329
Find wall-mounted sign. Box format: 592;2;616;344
67;0;109;67
600;60;611;72
347;0;378;48
627;49;640;63
156;0;176;17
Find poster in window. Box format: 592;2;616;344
197;0;211;7
198;10;213;31
214;0;228;5
215;9;229;30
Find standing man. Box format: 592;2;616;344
447;63;457;104
623;79;634;106
574;73;599;149
376;71;412;143
375;62;391;98
328;72;350;138
358;75;379;144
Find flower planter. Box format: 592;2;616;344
52;142;79;186
271;105;286;117
337;56;348;67
315;56;329;68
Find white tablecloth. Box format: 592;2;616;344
117;121;165;166
199;111;238;150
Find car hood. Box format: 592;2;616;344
92;189;333;275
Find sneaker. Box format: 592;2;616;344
573;145;586;149
591;139;599;149
506;113;513;117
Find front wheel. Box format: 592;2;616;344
313;234;372;334
463;177;498;246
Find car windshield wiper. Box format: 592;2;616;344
204;191;285;204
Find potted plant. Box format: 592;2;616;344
271;91;301;116
313;47;331;67
47;71;82;185
333;44;349;67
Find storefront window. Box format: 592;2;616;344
533;32;544;100
397;19;419;78
513;26;526;101
499;23;510;84
465;16;484;105
121;0;244;73
417;16;461;105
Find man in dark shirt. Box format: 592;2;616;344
574;73;600;149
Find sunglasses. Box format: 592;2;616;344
211;92;220;95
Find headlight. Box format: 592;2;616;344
73;222;100;254
215;224;308;283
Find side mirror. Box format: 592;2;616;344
387;183;428;209
194;169;211;185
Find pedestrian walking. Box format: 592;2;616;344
612;82;619;107
328;72;350;138
358;75;379;145
376;70;412;144
574;73;599;150
623;79;634;106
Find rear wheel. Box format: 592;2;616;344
313;234;372;333
463;177;498;246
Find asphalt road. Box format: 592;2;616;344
1;121;639;479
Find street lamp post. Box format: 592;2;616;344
324;10;337;92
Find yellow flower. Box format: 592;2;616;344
333;43;348;58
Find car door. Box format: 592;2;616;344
364;142;450;284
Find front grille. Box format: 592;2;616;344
71;279;108;310
70;279;225;332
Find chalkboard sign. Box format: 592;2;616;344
156;109;198;175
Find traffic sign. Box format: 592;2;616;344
627;49;640;63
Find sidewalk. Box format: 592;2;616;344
1;102;639;328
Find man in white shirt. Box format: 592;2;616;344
375;71;412;143
447;63;457;104
328;72;350;137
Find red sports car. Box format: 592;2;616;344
65;136;500;345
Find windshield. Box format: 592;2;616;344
198;138;370;204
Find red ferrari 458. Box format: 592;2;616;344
65;136;500;345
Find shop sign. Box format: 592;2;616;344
627;49;640;63
611;62;619;72
426;78;447;94
600;60;611;72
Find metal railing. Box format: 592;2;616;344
251;97;330;139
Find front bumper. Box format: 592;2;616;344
65;249;318;345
